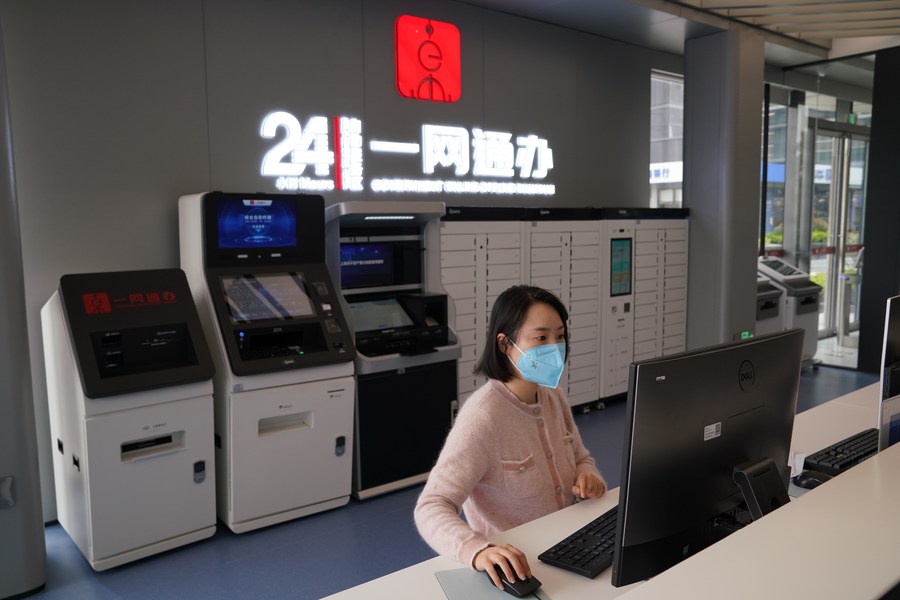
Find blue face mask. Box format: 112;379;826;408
508;339;566;389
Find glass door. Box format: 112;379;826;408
808;126;868;344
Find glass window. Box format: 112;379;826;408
650;71;683;208
853;101;872;127
805;92;837;121
763;102;788;253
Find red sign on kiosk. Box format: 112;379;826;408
83;293;112;315
395;15;460;103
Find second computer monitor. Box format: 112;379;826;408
879;295;900;451
611;328;804;587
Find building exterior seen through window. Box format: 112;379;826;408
649;71;683;208
649;67;872;352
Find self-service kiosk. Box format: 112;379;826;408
41;269;216;570
179;192;356;532
599;218;636;398
757;256;821;362
755;274;784;336
325;201;460;499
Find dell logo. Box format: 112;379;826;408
738;360;755;391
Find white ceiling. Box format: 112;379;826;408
681;0;900;45
461;0;900;89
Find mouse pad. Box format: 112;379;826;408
434;568;552;600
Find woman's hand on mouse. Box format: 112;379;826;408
572;472;607;500
474;544;531;590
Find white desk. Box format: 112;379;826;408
323;489;638;600
620;439;900;600
326;383;894;600
790;383;879;462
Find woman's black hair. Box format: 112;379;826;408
473;285;570;383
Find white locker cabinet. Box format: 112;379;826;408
532;246;563;262
571;259;600;274
444;282;477;300
489;248;521;264
442;250;476;268
441;220;524;403
529;220;604;407
532;275;563;290
441;210;688;407
632;219;690;363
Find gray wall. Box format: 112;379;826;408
0;0;681;520
0;14;46;595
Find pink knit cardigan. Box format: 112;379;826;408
414;379;603;567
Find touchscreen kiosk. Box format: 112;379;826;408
757;256;821;362
600;219;636;398
41;269;216;570
180;192;356;533
325;200;460;499
201;194;354;375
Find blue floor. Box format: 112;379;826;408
28;365;877;599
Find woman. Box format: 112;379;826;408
414;285;606;590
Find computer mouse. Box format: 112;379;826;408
793;469;832;490
486;564;542;598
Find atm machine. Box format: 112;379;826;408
179;192;356;532
41;269;216;570
325;201;461;499
757;256;821;362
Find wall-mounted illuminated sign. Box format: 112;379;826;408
395;15;461;103
260;111;555;196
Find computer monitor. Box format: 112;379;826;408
878;296;900;451
611;328;804;587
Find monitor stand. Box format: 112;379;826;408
733;458;791;521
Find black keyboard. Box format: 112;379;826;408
538;505;618;579
803;427;879;477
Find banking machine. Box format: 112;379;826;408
41;269;216;570
179;192;356;532
325;201;460;499
757;256;821;363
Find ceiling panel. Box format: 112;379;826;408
683;0;900;43
460;0;899;88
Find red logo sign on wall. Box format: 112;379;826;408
395;15;461;103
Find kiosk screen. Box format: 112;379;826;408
221;273;314;322
349;298;415;332
217;198;297;250
610;238;632;297
339;241;422;289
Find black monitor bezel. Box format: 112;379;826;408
879;296;900;450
